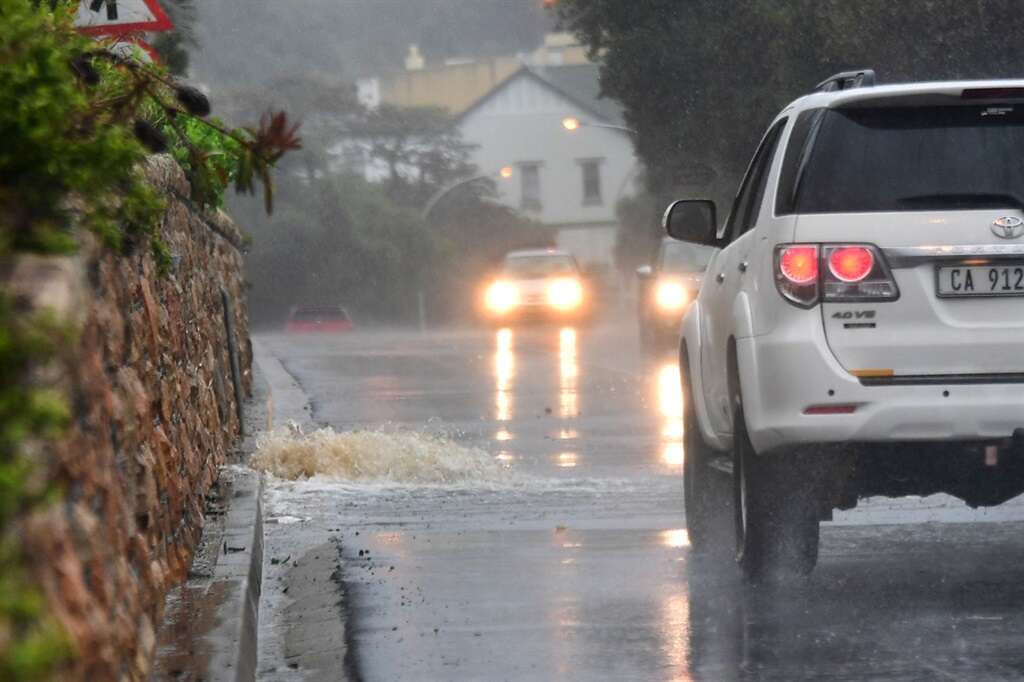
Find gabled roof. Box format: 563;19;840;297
455;63;627;129
533;64;625;126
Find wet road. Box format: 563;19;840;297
253;324;1024;682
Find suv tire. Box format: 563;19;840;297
681;354;734;561
733;404;819;582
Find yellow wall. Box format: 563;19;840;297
380;58;521;114
378;40;592;114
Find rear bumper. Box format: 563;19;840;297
737;313;1024;453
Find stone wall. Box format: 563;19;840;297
4;156;252;681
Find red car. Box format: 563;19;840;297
285;305;354;333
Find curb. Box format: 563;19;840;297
151;363;271;681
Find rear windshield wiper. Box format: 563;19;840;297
896;192;1024;209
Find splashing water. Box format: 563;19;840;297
249;422;510;484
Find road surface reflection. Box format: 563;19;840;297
494;328;514;423
658;362;685;469
558;327;579;419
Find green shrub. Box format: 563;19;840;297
0;295;73;681
0;0;163;256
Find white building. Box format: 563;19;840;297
455;64;639;268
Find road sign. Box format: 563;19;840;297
75;0;174;37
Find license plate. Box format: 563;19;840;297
937;263;1024;297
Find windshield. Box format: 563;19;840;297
790;105;1024;213
503;255;577;278
660;241;716;273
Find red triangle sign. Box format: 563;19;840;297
75;0;174;37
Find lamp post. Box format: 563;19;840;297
420;166;514;221
561;116;637;136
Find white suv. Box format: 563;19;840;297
670;70;1024;581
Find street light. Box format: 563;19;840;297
421;167;514;220
561;116;636;135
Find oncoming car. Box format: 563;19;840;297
482;249;588;324
671;70;1024;581
637;238;716;351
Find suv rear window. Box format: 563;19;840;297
779;105;1024;214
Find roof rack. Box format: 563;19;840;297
815;69;877;93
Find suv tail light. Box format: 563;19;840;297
774;243;899;308
821;244;899;302
775;245;820;307
780;246;819;284
828;246;873;282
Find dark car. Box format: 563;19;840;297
285;305;354;333
636;238;716;351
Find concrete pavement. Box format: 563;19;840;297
252;324;1024;681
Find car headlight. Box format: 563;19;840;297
486;281;520;313
655;281;689;312
547;278;584;311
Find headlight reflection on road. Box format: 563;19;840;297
663;442;684;467
657;363;685;469
660;528;691;548
495;328;515;422
559;327;579;419
557;452;579;468
659;591;692;672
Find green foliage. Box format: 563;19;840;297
0;0;164;256
2;0;299;264
0;295;74;681
165;115;244;208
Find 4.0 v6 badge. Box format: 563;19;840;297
831;310;876;320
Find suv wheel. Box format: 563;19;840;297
733;404;819;582
681;356;733;561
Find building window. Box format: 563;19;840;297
579;159;603;206
519;162;542;212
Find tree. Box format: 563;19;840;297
555;0;1024;208
347;104;478;208
614;189;661;275
236;172;441;324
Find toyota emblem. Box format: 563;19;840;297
992;216;1024;239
